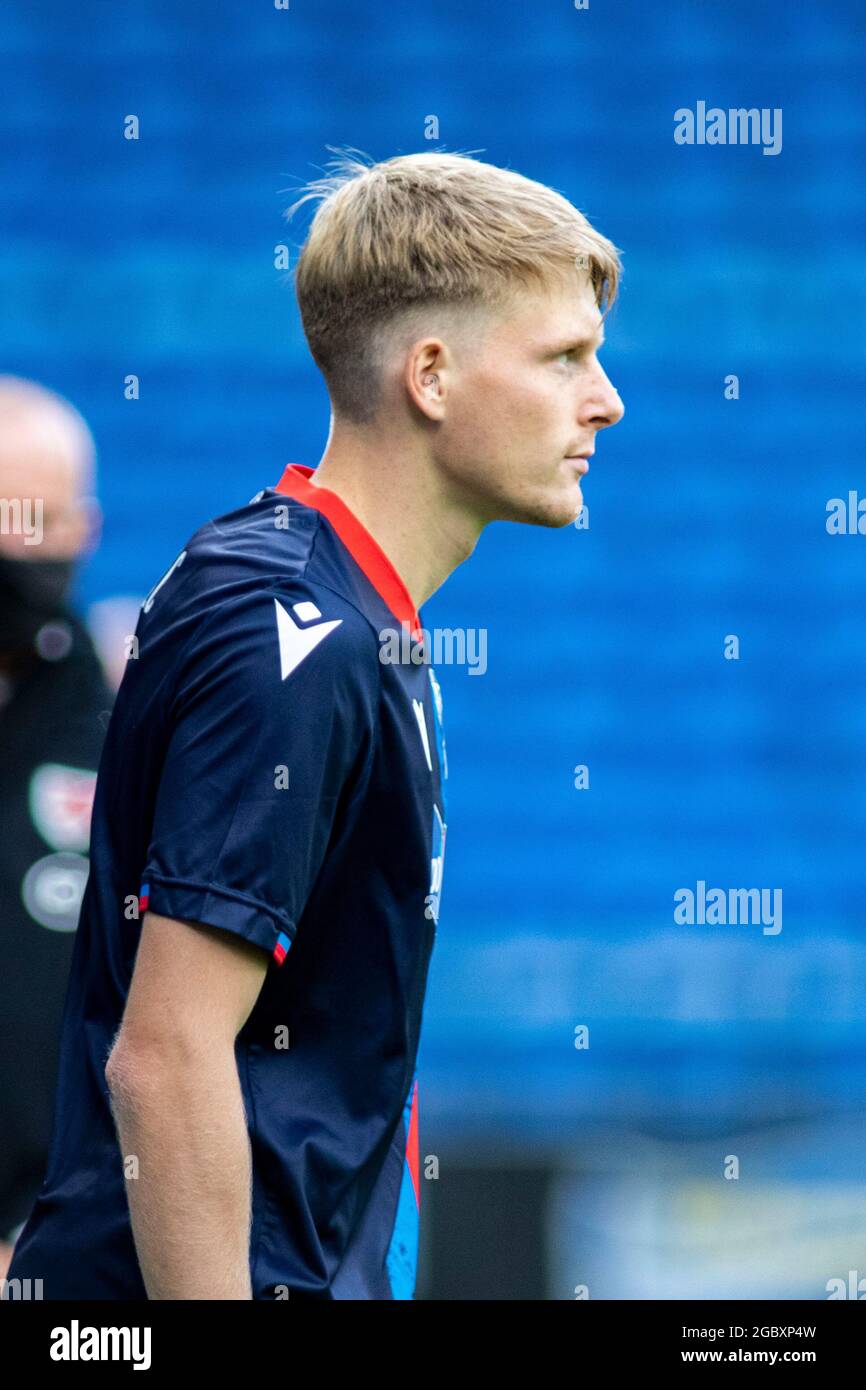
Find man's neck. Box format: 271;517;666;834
309;428;483;611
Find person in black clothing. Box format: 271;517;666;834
0;377;113;1276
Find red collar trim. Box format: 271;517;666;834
273;464;421;635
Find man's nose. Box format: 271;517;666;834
585;366;624;430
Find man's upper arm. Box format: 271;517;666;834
111;910;268;1060
138;582;377;967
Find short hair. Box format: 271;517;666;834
286;149;623;423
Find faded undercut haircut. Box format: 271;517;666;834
286;150;623;424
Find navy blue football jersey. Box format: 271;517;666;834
6;464;448;1300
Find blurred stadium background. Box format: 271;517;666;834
2;0;865;1299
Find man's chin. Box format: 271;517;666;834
512;486;584;528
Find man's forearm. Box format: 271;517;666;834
105;1043;254;1300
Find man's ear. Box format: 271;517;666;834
405;340;447;421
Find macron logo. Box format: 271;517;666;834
413;698;433;772
274;598;342;680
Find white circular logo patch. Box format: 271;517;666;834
21;852;90;932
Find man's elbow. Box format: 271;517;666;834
104;1035;150;1110
105;1027;232;1106
104;1032;179;1109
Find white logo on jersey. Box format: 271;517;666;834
428;667;447;779
21;852;90;932
274;598;342;680
28;763;97;851
425;802;447;924
413;698;433;772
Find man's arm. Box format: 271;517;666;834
104;910;268;1300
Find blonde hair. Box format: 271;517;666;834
286;149;622;422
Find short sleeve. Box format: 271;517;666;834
140;582;377;965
